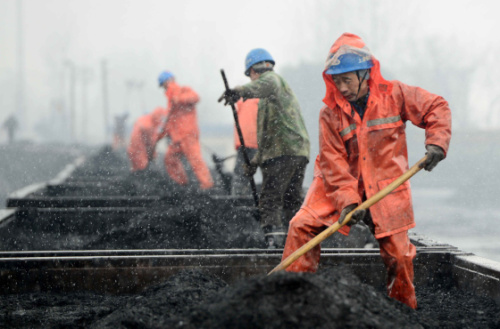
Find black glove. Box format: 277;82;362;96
421;144;445;172
218;88;240;106
338;204;366;226
243;155;259;177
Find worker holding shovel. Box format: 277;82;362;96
280;33;452;309
158;71;214;190
219;49;310;248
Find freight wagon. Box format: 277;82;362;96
1;147;499;327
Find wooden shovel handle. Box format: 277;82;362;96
268;155;428;275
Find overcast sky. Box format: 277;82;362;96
1;0;500;143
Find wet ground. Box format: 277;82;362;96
0;146;499;328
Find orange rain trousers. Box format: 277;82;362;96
164;137;214;190
282;208;417;309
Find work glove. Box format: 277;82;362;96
338;204;367;227
218;88;241;106
243;155;258;177
420;144;445;172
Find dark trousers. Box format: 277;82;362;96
259;155;308;229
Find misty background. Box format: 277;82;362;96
1;0;500;261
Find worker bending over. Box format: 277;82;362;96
219;49;310;248
158;71;214;190
127;107;167;171
282;33;452;309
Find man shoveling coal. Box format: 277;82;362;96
278;33;452;309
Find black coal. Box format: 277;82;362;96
0;147;499;328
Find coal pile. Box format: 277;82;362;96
2;268;499;328
0;178;265;250
170;268;500;329
90;269;228;329
0;146;371;251
0;174;371;251
171;268;424;329
1;147;500;328
71;145;130;179
82;191;265;250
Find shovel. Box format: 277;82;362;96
220;69;260;208
268;155;428;275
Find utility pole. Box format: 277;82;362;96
136;81;145;112
65;60;76;143
124;79;145;114
80;68;92;143
124;79;134;113
16;0;25;127
101;60;110;143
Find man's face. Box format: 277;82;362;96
162;80;172;91
332;71;368;102
249;68;260;81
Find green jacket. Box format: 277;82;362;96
239;71;310;165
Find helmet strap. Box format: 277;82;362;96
354;70;369;102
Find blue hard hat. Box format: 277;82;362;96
325;52;373;75
244;48;275;76
158;71;174;87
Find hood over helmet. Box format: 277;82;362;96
322;33;392;110
325;47;373;75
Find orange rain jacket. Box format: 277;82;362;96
234;98;259;150
127;107;167;171
302;33;452;239
159;81;214;189
159;81;200;142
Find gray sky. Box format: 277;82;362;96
1;0;500;143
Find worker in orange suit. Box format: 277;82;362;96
232;98;259;196
127;107;167;171
281;33;452;309
157;71;214;190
